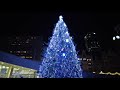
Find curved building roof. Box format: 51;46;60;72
0;51;40;70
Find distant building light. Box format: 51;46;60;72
87;59;91;61
113;37;116;40
26;56;32;58
23;51;26;53
26;39;30;43
78;58;82;60
26;41;29;43
88;63;91;65
6;67;9;69
116;35;120;39
31;37;33;39
83;58;86;60
21;56;25;58
93;33;96;34
17;51;20;53
88;36;91;38
84;36;87;39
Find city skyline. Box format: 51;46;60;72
0;12;120;52
0;11;120;78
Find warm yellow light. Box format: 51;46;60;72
99;71;120;76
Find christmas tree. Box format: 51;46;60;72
39;15;82;78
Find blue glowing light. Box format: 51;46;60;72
39;15;82;78
62;53;66;56
66;39;69;42
59;15;63;21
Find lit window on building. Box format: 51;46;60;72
1;68;7;74
26;56;32;59
2;66;5;68
87;59;91;61
21;56;25;58
84;36;87;39
88;63;91;65
31;37;33;39
26;39;29;43
78;58;82;60
10;51;12;53
23;51;26;53
113;36;116;40
17;51;20;53
83;58;86;61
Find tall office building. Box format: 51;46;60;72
84;32;102;73
8;36;43;61
84;32;100;52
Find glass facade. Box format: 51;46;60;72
0;61;37;78
0;64;9;78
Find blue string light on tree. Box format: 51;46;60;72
39;15;83;78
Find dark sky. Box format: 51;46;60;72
0;12;120;52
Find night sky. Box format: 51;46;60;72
0;11;120;52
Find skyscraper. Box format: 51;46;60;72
84;32;100;52
84;32;102;73
8;36;43;61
